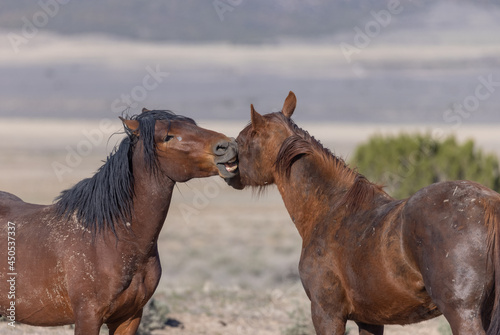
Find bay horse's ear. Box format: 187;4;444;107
119;117;140;135
281;91;296;118
250;104;265;129
141;108;151;113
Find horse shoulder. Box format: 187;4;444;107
298;235;354;318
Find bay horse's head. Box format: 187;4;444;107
57;109;239;236
225;91;297;189
121;109;238;182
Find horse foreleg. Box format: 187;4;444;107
107;309;143;335
310;301;347;334
73;314;103;335
356;321;384;335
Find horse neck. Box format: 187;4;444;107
124;159;175;251
274;152;358;243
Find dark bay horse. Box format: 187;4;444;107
0;109;238;334
226;91;500;335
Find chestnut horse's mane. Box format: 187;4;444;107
55;110;196;237
274;112;387;214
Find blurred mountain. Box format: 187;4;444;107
1;0;500;122
2;0;497;43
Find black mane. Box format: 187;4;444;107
55;110;196;236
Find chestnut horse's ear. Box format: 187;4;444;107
119;117;140;135
250;104;265;129
281;91;296;118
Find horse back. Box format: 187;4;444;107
0;191;47;220
0;191;24;217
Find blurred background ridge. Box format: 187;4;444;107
0;0;499;122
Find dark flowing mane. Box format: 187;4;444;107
55;110;196;236
273;112;387;214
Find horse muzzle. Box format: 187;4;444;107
214;138;239;179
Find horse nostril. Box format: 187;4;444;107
214;140;229;155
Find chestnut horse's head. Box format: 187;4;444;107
225;91;297;189
121;110;239;182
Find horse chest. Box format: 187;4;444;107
104;256;161;321
299;250;438;325
120;255;160;298
298;225;438;325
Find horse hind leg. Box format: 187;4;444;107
422;279;488;335
439;308;485;335
356;321;384;335
428;281;487;334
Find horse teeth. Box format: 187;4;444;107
225;164;238;172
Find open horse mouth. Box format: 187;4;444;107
224;157;238;173
216;156;238;178
214;139;239;178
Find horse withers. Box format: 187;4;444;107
225;91;500;335
0;110;238;335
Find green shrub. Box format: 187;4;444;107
350;133;500;199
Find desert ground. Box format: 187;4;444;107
2;118;499;334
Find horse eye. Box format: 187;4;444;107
164;135;174;142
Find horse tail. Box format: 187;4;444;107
487;200;500;335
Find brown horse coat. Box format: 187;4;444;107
227;92;500;335
0;110;238;334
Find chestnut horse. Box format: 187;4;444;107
0;109;238;334
226;92;500;335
